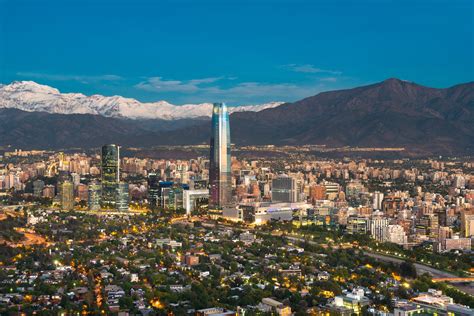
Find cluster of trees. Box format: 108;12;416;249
0;214;26;242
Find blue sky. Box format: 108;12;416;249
0;0;472;105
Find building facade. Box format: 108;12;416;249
148;172;160;210
209;102;232;209
88;182;101;211
60;180;74;211
116;182;129;212
101;144;120;209
272;175;298;203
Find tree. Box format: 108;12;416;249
399;261;417;279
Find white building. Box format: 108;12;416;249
383;224;407;245
372;191;384;210
183;189;209;215
257;298;292;316
368;216;390;241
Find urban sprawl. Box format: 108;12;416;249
0;103;473;316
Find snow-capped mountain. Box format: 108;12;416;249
0;81;284;120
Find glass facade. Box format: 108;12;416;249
148;173;160;210
88;182;101;211
101;144;120;209
60;180;74;211
209;102;231;209
116;182;129;212
271;176;297;203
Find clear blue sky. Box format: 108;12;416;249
0;0;472;105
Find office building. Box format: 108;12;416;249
101;144;120;209
271;175;298;203
183;189;209;215
76;183;88;201
60;180;74;211
223;202;311;225
346;216;369;235
88;182;101;211
209;102;232;209
383;224;407;245
116;182;129;212
42;185;55;199
368;216;390;241
461;209;474;237
322;181;340;200
148;172;160;210
373;191;384;210
309;185;326;202
33;179;45;197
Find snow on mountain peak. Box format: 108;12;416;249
0;81;284;120
6;80;60;94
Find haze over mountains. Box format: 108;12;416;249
0;78;472;155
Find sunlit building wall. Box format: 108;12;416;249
60;180;74;211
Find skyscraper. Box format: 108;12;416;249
271;175;298;203
116;182;129;212
60;180;74;211
33;179;45;197
88;181;101;211
101;144;120;209
373;191;384;210
209;102;231;209
148;172;160;210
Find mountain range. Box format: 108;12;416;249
0;81;282;120
0;79;472;155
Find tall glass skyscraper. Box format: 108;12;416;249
101;144;120;209
147;172;160;210
88;181;101;211
60;180;74;211
209;102;231;209
116;182;129;212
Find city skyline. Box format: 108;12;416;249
0;0;473;314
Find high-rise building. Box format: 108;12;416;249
383;225;407;245
42;185;55;199
116;182;129;212
101;144;120;209
346;216;369;235
461;209;474;237
88;182;101;211
148;172;160;210
368;216;390;241
33;179;45;197
372;191;384;210
322;181;340;201
60;180;74;211
76;183;88;201
209;102;231;209
271;175;298;203
309;185;326;202
183;189;209;215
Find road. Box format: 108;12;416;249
285;234;474;296
364;252;456;278
364;252;474;296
